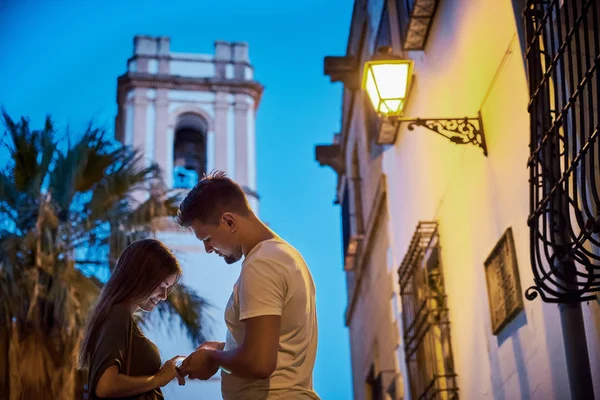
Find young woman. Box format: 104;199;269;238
79;239;185;399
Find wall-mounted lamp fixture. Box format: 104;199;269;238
363;47;487;156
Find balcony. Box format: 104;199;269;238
315;143;345;175
396;0;440;51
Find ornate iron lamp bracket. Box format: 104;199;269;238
391;112;487;156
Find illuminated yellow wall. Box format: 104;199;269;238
334;0;600;398
380;0;599;398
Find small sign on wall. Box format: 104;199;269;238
484;227;524;335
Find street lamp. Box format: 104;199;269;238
362;47;487;156
363;57;413;117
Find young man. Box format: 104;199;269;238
177;171;320;400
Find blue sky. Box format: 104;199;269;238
0;0;353;398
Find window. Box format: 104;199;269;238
342;151;365;275
351;148;365;235
398;222;459;399
525;0;600;302
366;365;384;400
341;184;351;261
173;113;208;188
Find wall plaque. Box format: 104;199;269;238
484;227;524;335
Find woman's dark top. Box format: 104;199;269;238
88;304;163;400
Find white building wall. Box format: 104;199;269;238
168;59;215;78
168;90;216;104
321;0;600;398
380;0;597;398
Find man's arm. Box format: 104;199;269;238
209;314;280;379
181;258;284;380
181;314;280;380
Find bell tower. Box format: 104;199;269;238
115;36;263;398
115;35;262;209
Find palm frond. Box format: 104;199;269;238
72;126;118;193
1;111;56;195
62;266;102;326
0;272;19;327
49;126;113;215
0;170;18;215
0;112;211;399
125;190;182;227
32;117;56;193
84;150;157;223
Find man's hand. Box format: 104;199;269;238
178;349;219;380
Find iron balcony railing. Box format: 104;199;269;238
396;0;441;50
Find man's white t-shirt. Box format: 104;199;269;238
221;237;320;400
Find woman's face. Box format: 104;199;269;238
138;273;179;312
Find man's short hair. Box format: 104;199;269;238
176;170;250;227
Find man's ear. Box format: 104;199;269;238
222;213;236;232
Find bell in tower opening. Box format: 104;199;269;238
173;113;208;188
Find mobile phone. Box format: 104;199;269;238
174;356;186;369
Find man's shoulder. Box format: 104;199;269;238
250;239;304;265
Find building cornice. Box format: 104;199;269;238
116;72;264;110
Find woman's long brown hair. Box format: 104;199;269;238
78;238;182;369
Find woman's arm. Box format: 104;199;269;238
95;357;180;398
95;365;156;398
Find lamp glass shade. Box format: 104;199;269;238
362;59;413;116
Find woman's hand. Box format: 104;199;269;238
153;356;186;387
197;341;226;351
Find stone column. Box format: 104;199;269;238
132;88;148;156
134;36;158;73
145;90;156;167
122;91;135;146
206;130;215;172
158;37;170;74
165;127;175;189
232;42;249;80
130;88;149;203
245;99;257;192
214;41;231;79
234;94;250;186
214;92;229;173
154;89;170;181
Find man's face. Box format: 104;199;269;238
190;216;243;264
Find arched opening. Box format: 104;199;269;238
173;113;208;188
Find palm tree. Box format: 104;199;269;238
0;111;209;400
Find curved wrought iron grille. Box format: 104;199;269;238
525;0;600;302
